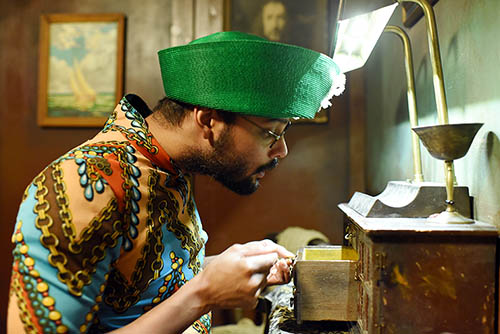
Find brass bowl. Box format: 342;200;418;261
412;123;483;161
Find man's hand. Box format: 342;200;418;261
195;239;294;310
105;240;294;334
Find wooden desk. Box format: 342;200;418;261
339;203;498;334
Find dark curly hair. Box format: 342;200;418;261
152;97;237;126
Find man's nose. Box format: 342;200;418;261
270;137;288;159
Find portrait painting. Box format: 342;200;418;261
224;0;334;123
37;14;124;127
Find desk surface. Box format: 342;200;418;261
339;203;498;236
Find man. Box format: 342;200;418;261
260;1;287;42
8;31;344;333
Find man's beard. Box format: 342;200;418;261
174;126;278;195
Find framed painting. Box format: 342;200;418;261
37;13;125;127
224;0;335;124
402;0;439;28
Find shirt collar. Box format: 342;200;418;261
102;94;181;176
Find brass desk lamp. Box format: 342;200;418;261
333;0;482;223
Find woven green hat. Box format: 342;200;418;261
158;31;345;119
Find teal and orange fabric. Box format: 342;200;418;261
10;95;210;333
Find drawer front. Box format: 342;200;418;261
374;239;496;333
294;246;359;322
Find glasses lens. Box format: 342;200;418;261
269;121;291;148
240;116;290;149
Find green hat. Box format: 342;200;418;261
158;31;345;119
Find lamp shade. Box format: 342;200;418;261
332;2;398;73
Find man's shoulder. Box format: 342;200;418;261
33;139;139;202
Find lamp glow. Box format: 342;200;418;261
333;3;398;73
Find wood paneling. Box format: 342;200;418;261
348;68;366;197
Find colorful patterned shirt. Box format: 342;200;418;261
10;95;211;333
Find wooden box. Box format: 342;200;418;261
293;245;359;323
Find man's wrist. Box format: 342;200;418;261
184;271;214;314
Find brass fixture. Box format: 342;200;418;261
412;123;483;224
398;0;448;124
383;25;424;182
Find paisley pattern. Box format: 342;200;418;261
10;95;210;333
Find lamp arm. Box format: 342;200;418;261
399;0;458;186
330;0;346;56
384;25;424;182
398;0;449;125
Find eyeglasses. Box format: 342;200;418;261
240;116;291;148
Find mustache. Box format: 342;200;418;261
255;158;279;174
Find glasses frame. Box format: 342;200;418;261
240;116;291;148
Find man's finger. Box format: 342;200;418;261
245;253;279;273
266;259;291;285
239;240;294;258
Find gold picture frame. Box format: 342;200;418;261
224;0;334;124
37;13;125;127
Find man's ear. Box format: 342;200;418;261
193;107;224;143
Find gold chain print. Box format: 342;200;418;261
34;167;123;297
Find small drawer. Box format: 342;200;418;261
293;245;359;323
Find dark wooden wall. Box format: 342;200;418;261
0;0;352;330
